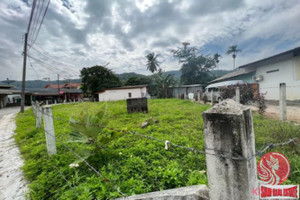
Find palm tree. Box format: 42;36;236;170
146;52;159;73
213;53;221;70
226;45;242;69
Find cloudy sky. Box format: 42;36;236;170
1;0;300;81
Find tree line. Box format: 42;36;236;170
80;43;242;98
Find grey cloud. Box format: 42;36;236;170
188;0;245;15
151;37;180;48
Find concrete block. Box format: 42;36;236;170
115;185;209;200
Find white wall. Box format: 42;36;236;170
256;56;300;100
98;87;147;101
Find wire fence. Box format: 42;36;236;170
33;102;299;197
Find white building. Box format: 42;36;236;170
211;47;300;101
97;85;147;101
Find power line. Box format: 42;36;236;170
29;0;50;48
29;45;79;74
27;54;61;74
28;56;41;79
26;0;37;34
29;0;45;44
28;54;78;78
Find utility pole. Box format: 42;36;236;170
20;33;28;113
21;0;37;113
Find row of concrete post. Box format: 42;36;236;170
33;102;57;155
178;83;287;121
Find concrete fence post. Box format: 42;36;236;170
210;90;214;106
279;83;287;121
198;91;201;103
36;104;42;129
202;99;258;200
42;106;57;155
32;101;36;116
236;87;240;103
54;99;57;104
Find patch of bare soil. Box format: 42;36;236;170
0;114;27;200
247;104;300;123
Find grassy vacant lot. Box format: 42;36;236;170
15;99;299;199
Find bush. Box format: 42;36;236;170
202;95;208;104
220;84;254;104
256;92;267;115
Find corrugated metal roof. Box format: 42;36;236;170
210;70;252;83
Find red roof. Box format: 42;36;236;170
44;83;82;89
44;84;64;89
63;83;82;88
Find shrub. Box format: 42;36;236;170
202;95;208;104
220;84;254;104
256;92;267;115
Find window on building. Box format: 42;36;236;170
266;69;279;73
128;92;132;98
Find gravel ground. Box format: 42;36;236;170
0;108;27;200
247;104;300;123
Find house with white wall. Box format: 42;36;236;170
210;47;300;101
97;85;147;101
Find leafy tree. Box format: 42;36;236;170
213;53;221;70
171;43;217;85
146;52;160;73
170;42;197;63
152;69;176;98
226;45;242;69
80;66;122;98
124;77;151;86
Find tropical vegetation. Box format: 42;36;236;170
15;99;300;199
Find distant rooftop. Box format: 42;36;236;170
171;84;202;88
97;85;147;94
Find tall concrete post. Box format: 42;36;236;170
210;90;214;106
236;87;240;103
198;91;201;102
32;101;36;116
202;99;257;200
36;104;42;129
42;106;57;155
279;83;287;121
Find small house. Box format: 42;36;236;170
97;85;147;102
170;84;202;99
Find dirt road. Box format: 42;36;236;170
247;104;300;123
0;107;27;200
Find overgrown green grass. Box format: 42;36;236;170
14;99;299;199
